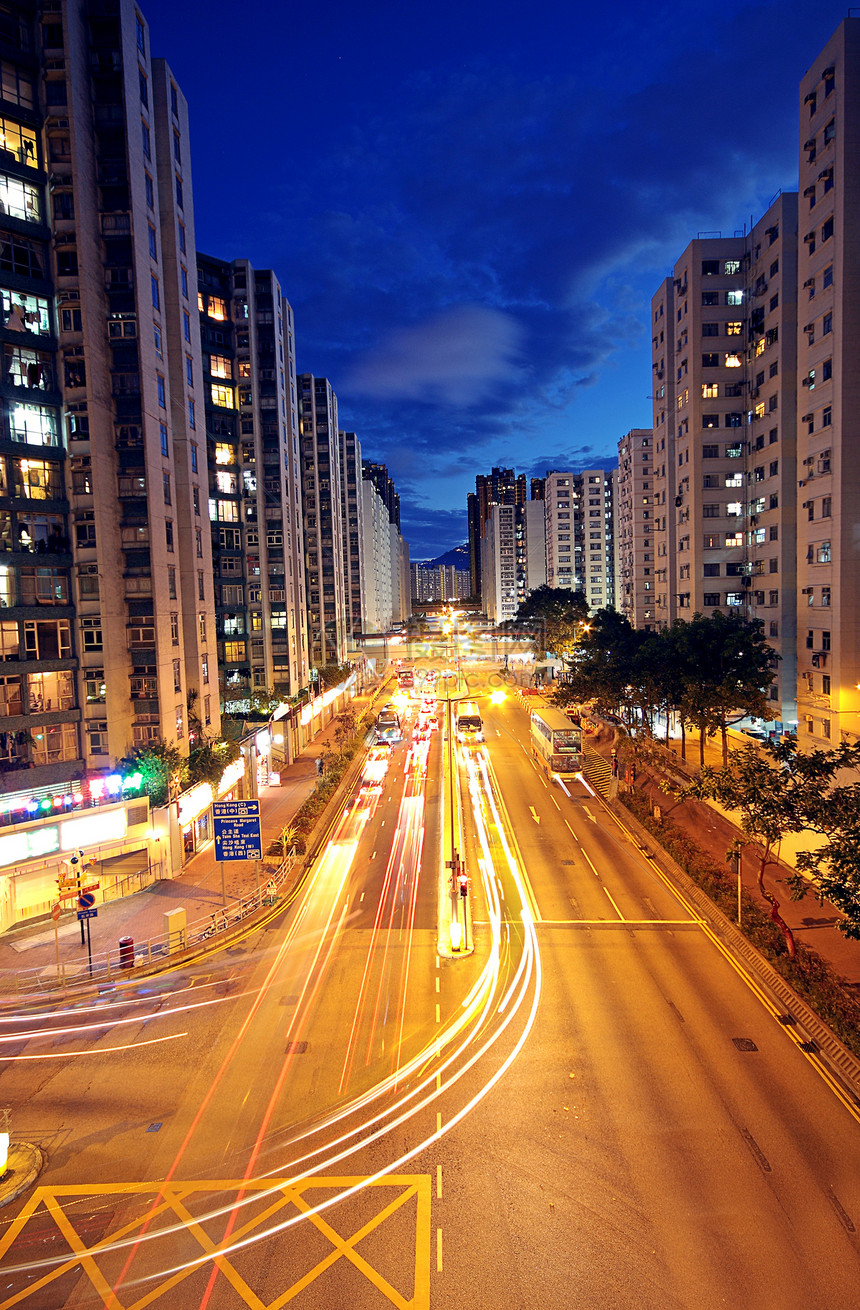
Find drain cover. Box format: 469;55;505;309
147;1122;162;1133
732;1037;758;1052
285;1041;308;1054
799;1040;818;1054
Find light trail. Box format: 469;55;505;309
0;1031;187;1060
0;728;544;1300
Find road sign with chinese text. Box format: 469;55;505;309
212;799;262;861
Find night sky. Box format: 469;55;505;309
142;0;848;559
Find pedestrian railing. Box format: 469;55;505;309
0;850;299;1003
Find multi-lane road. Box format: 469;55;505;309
0;674;858;1308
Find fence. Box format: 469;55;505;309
0;850;299;1003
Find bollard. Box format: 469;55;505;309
119;936;135;968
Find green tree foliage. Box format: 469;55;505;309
556;611;774;762
682;738;860;951
556;609;646;719
186;737;241;789
676;613;774;766
122;739;184;808
513;585;590;664
317;662;351;690
333;708;358;756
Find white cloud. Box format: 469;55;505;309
345;304;524;405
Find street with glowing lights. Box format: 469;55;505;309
0;661;858;1308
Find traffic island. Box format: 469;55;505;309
0;1143;44;1208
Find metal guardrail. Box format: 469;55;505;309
0;851;299;1003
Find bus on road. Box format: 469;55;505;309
375;705;402;743
530;700;582;778
455;701;484;746
397;667;415;690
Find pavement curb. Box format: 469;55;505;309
603;793;860;1107
0;1142;44;1208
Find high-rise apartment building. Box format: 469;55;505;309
410;562;470;603
649;194;799;728
544;470;616;610
298;374;346;667
339;431;364;642
481;503;518;624
467;466;525;603
796;21;860;747
0;0;220;789
616;429;656;630
197;254;308;702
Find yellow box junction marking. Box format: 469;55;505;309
0;1174;431;1310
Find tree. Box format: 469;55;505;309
513;585;589;666
122;739;185;808
333;708;357;756
556;609;646;719
682;738;860;953
186;737;241;789
677;612;775;766
317;662;351;690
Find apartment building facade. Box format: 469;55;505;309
0;0;223;793
339;430;364;642
616;429;656;630
467;466;525;604
298;374;346;667
544;469;616;611
480;502;518;625
649;196;799;728
796;20;860;747
197;254;308;703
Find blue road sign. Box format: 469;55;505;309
212;799;262;861
77;908;98;920
78;891;96;910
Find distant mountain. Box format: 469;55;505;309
419;542;470;569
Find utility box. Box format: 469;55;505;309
164;907;187;954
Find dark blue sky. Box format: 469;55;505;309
143;0;847;559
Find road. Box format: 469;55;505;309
0;678;858;1307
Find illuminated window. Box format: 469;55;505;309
726;321;742;336
0;175;40;223
724;353;742;368
702;383;718;399
210;384;234;409
210;354;232;379
0;116;37;169
207;296;227;320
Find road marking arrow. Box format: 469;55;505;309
530;806;541;824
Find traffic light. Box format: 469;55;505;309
458;873;468;898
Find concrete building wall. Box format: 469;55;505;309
617;429;656;629
298;374;346;667
796;21;860;747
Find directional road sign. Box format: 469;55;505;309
212;799;263;862
77;908;98;921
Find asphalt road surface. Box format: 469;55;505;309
0;681;857;1308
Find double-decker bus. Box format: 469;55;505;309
455;701;484;746
530;700;582;778
397;667;414;690
375;705;402;743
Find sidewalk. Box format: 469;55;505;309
0;684;387;985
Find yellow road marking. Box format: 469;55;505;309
436;1227;443;1271
0;1175;432;1310
603;887;625;920
436;1165;442;1199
